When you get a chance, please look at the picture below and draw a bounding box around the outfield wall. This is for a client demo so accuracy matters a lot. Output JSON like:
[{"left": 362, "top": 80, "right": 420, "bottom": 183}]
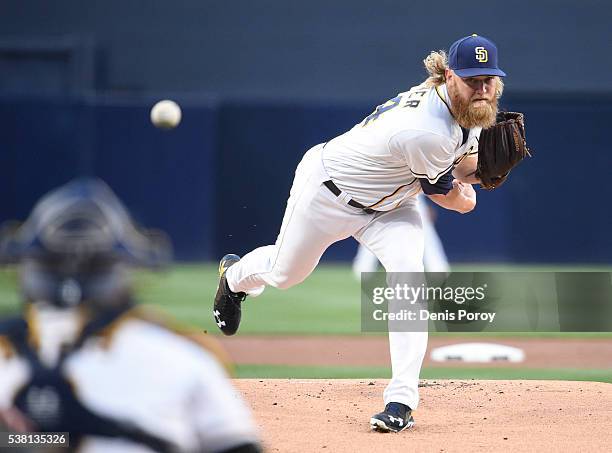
[{"left": 1, "top": 95, "right": 610, "bottom": 263}]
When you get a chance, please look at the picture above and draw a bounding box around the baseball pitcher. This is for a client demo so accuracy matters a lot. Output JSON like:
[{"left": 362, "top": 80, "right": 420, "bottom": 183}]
[{"left": 213, "top": 34, "right": 529, "bottom": 432}]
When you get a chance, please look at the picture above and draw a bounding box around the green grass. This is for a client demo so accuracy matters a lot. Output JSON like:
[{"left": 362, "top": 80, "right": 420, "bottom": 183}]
[
  {"left": 0, "top": 263, "right": 364, "bottom": 334},
  {"left": 430, "top": 331, "right": 612, "bottom": 338},
  {"left": 2, "top": 263, "right": 611, "bottom": 336},
  {"left": 236, "top": 364, "right": 392, "bottom": 379},
  {"left": 0, "top": 268, "right": 19, "bottom": 313},
  {"left": 235, "top": 364, "right": 612, "bottom": 383},
  {"left": 420, "top": 367, "right": 612, "bottom": 383},
  {"left": 451, "top": 264, "right": 612, "bottom": 272},
  {"left": 134, "top": 263, "right": 364, "bottom": 334}
]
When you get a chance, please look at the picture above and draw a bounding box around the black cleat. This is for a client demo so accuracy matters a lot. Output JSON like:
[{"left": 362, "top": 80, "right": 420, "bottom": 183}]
[
  {"left": 213, "top": 254, "right": 247, "bottom": 336},
  {"left": 370, "top": 402, "right": 415, "bottom": 433}
]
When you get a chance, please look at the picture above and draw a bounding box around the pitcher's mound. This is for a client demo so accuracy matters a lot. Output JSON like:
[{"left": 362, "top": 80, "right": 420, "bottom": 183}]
[{"left": 234, "top": 379, "right": 612, "bottom": 453}]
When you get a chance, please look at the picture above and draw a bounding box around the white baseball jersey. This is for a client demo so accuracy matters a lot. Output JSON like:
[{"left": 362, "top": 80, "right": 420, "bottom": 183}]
[
  {"left": 224, "top": 83, "right": 482, "bottom": 414},
  {"left": 0, "top": 305, "right": 259, "bottom": 453},
  {"left": 322, "top": 83, "right": 480, "bottom": 211}
]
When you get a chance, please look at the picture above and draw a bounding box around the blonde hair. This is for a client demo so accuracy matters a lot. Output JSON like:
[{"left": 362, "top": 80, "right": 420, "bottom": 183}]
[
  {"left": 423, "top": 50, "right": 449, "bottom": 88},
  {"left": 422, "top": 50, "right": 504, "bottom": 98}
]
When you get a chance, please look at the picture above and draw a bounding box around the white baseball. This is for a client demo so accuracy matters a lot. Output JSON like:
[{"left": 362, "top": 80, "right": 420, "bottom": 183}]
[{"left": 150, "top": 100, "right": 182, "bottom": 129}]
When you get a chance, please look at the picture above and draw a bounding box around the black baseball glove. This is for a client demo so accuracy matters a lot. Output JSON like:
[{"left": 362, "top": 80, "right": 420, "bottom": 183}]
[{"left": 476, "top": 111, "right": 531, "bottom": 189}]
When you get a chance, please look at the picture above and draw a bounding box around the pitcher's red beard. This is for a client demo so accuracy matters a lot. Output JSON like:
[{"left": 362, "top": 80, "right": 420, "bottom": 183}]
[{"left": 450, "top": 92, "right": 498, "bottom": 129}]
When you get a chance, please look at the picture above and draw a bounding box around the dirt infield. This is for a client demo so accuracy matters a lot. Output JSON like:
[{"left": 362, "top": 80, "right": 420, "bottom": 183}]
[
  {"left": 219, "top": 336, "right": 612, "bottom": 368},
  {"left": 235, "top": 379, "right": 612, "bottom": 452}
]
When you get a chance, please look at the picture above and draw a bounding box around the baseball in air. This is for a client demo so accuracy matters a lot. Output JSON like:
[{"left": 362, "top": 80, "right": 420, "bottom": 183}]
[{"left": 150, "top": 100, "right": 182, "bottom": 129}]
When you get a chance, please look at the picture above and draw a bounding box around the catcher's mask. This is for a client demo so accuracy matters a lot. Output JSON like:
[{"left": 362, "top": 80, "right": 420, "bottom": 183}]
[{"left": 0, "top": 178, "right": 172, "bottom": 308}]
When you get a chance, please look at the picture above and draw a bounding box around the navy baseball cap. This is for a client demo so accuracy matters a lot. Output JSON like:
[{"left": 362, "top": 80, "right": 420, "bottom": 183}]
[{"left": 448, "top": 34, "right": 506, "bottom": 77}]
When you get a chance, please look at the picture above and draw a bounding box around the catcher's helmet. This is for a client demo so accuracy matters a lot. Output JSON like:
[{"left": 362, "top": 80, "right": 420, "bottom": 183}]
[{"left": 0, "top": 178, "right": 172, "bottom": 308}]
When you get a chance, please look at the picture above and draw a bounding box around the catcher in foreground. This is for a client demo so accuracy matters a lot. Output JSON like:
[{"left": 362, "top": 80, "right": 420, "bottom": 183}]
[
  {"left": 212, "top": 34, "right": 531, "bottom": 433},
  {"left": 0, "top": 179, "right": 262, "bottom": 452}
]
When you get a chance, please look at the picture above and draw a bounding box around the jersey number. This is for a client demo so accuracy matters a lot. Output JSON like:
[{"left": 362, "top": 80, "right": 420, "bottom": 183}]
[
  {"left": 363, "top": 96, "right": 402, "bottom": 126},
  {"left": 362, "top": 90, "right": 426, "bottom": 126}
]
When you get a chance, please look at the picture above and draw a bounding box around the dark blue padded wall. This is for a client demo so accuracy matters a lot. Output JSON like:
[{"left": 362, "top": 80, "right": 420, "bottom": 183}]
[
  {"left": 93, "top": 99, "right": 218, "bottom": 260},
  {"left": 215, "top": 103, "right": 369, "bottom": 260},
  {"left": 1, "top": 96, "right": 610, "bottom": 262},
  {"left": 431, "top": 95, "right": 612, "bottom": 263},
  {"left": 0, "top": 97, "right": 218, "bottom": 260},
  {"left": 505, "top": 96, "right": 612, "bottom": 263},
  {"left": 0, "top": 98, "right": 84, "bottom": 219},
  {"left": 215, "top": 97, "right": 612, "bottom": 263}
]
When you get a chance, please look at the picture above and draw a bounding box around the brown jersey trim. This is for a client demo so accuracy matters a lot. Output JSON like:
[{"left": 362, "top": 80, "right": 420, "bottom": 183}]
[
  {"left": 366, "top": 177, "right": 419, "bottom": 209},
  {"left": 435, "top": 85, "right": 453, "bottom": 117},
  {"left": 0, "top": 335, "right": 15, "bottom": 359}
]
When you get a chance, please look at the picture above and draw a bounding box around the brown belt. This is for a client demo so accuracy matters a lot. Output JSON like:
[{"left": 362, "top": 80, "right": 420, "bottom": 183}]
[{"left": 323, "top": 180, "right": 376, "bottom": 214}]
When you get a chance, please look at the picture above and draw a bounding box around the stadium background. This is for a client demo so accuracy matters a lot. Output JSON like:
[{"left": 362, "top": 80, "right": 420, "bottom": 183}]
[
  {"left": 1, "top": 0, "right": 611, "bottom": 389},
  {"left": 1, "top": 0, "right": 611, "bottom": 263}
]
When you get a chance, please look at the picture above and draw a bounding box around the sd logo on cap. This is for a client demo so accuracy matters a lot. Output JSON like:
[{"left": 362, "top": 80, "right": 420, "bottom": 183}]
[{"left": 449, "top": 34, "right": 506, "bottom": 77}]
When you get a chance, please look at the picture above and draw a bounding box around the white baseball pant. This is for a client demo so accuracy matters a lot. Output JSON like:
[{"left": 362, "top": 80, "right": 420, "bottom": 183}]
[
  {"left": 226, "top": 143, "right": 428, "bottom": 409},
  {"left": 352, "top": 195, "right": 450, "bottom": 275}
]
